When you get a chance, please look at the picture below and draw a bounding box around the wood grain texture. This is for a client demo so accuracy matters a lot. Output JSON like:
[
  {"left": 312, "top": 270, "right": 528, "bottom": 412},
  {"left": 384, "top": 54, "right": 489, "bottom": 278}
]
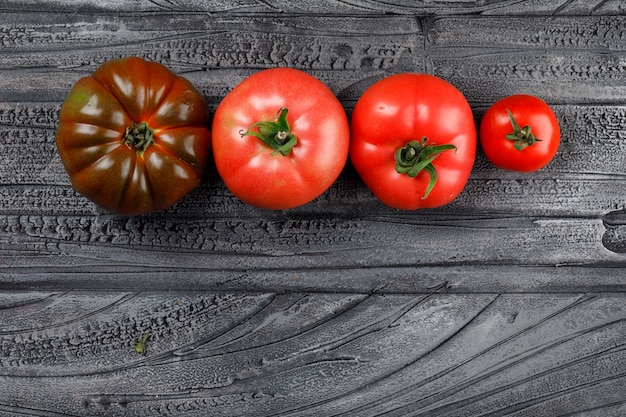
[
  {"left": 1, "top": 0, "right": 625, "bottom": 15},
  {"left": 0, "top": 1, "right": 625, "bottom": 416},
  {"left": 1, "top": 291, "right": 625, "bottom": 416}
]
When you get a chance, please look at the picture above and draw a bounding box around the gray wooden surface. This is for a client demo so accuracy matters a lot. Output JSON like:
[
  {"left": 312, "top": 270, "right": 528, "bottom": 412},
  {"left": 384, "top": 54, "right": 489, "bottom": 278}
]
[{"left": 1, "top": 1, "right": 625, "bottom": 416}]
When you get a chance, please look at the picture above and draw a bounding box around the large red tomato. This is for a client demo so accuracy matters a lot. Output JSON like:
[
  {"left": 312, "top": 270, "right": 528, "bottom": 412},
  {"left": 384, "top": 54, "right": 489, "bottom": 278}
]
[
  {"left": 56, "top": 57, "right": 211, "bottom": 216},
  {"left": 212, "top": 68, "right": 350, "bottom": 210},
  {"left": 350, "top": 73, "right": 476, "bottom": 210},
  {"left": 479, "top": 94, "right": 560, "bottom": 172}
]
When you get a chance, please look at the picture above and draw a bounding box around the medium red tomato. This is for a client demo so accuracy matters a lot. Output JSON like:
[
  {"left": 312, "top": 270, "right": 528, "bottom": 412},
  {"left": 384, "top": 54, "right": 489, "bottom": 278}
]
[
  {"left": 479, "top": 94, "right": 560, "bottom": 172},
  {"left": 56, "top": 57, "right": 212, "bottom": 216},
  {"left": 350, "top": 73, "right": 476, "bottom": 210},
  {"left": 212, "top": 68, "right": 350, "bottom": 210}
]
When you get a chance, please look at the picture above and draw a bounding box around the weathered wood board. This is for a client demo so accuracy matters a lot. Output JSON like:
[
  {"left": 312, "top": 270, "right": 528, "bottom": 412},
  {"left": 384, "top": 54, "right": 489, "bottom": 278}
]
[{"left": 0, "top": 1, "right": 625, "bottom": 416}]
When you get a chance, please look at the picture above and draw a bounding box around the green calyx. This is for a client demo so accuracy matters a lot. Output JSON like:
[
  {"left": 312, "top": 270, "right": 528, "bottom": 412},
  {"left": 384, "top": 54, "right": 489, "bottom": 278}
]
[
  {"left": 123, "top": 121, "right": 154, "bottom": 154},
  {"left": 240, "top": 107, "right": 297, "bottom": 156},
  {"left": 394, "top": 138, "right": 456, "bottom": 199},
  {"left": 506, "top": 109, "right": 542, "bottom": 151}
]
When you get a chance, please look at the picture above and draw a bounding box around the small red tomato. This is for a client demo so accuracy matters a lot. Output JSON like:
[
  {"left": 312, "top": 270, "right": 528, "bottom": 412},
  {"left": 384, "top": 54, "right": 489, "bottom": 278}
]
[
  {"left": 350, "top": 73, "right": 476, "bottom": 210},
  {"left": 212, "top": 68, "right": 350, "bottom": 210},
  {"left": 479, "top": 94, "right": 560, "bottom": 172}
]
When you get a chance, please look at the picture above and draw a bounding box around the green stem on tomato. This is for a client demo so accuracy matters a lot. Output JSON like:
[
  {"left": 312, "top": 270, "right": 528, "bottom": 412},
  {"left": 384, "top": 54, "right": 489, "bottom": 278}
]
[
  {"left": 239, "top": 107, "right": 297, "bottom": 156},
  {"left": 505, "top": 109, "right": 542, "bottom": 151},
  {"left": 394, "top": 138, "right": 456, "bottom": 199},
  {"left": 123, "top": 121, "right": 154, "bottom": 154}
]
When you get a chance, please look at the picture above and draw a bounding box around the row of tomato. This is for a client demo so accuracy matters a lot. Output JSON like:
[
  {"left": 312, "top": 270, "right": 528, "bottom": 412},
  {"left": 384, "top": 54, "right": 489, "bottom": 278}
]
[{"left": 55, "top": 57, "right": 560, "bottom": 216}]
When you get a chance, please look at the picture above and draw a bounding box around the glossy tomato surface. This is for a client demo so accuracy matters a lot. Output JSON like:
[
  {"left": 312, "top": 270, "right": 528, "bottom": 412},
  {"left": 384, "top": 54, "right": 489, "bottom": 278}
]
[
  {"left": 56, "top": 57, "right": 212, "bottom": 216},
  {"left": 212, "top": 68, "right": 350, "bottom": 210},
  {"left": 350, "top": 73, "right": 476, "bottom": 210},
  {"left": 479, "top": 94, "right": 560, "bottom": 172}
]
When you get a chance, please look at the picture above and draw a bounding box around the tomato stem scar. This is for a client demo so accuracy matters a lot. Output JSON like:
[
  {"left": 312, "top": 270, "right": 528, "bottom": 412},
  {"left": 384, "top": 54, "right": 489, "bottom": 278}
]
[
  {"left": 123, "top": 121, "right": 154, "bottom": 154},
  {"left": 505, "top": 109, "right": 542, "bottom": 151},
  {"left": 394, "top": 138, "right": 456, "bottom": 199},
  {"left": 239, "top": 107, "right": 297, "bottom": 156}
]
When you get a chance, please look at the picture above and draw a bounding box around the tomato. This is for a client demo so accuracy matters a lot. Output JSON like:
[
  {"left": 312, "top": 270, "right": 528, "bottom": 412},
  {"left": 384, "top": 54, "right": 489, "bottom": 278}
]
[
  {"left": 479, "top": 94, "right": 560, "bottom": 172},
  {"left": 212, "top": 68, "right": 350, "bottom": 210},
  {"left": 56, "top": 57, "right": 211, "bottom": 216},
  {"left": 349, "top": 73, "right": 476, "bottom": 210}
]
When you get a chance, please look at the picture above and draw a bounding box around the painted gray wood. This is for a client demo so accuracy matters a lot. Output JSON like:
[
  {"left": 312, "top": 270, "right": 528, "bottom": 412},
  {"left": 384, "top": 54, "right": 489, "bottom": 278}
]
[{"left": 0, "top": 2, "right": 625, "bottom": 416}]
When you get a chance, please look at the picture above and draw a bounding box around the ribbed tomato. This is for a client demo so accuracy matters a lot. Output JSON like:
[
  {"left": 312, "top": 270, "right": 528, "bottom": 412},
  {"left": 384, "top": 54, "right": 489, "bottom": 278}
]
[{"left": 56, "top": 57, "right": 211, "bottom": 216}]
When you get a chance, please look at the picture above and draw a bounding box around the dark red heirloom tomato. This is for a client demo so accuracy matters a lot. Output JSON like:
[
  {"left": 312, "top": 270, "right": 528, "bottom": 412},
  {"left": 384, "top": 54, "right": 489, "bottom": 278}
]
[
  {"left": 211, "top": 68, "right": 350, "bottom": 210},
  {"left": 350, "top": 73, "right": 476, "bottom": 210},
  {"left": 479, "top": 94, "right": 560, "bottom": 172},
  {"left": 56, "top": 57, "right": 211, "bottom": 216}
]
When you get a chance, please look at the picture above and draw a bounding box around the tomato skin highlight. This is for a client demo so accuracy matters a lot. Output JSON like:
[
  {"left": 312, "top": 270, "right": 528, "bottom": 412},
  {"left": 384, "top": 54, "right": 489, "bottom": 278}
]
[
  {"left": 349, "top": 73, "right": 477, "bottom": 210},
  {"left": 55, "top": 57, "right": 212, "bottom": 216},
  {"left": 211, "top": 68, "right": 350, "bottom": 210},
  {"left": 479, "top": 94, "right": 560, "bottom": 172}
]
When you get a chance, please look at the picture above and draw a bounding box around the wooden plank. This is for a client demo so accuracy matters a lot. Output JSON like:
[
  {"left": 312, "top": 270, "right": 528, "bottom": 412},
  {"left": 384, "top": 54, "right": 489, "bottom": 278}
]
[
  {"left": 426, "top": 16, "right": 626, "bottom": 105},
  {"left": 0, "top": 214, "right": 620, "bottom": 266},
  {"left": 2, "top": 265, "right": 626, "bottom": 293},
  {"left": 1, "top": 0, "right": 624, "bottom": 15},
  {"left": 0, "top": 212, "right": 624, "bottom": 292},
  {"left": 0, "top": 12, "right": 423, "bottom": 103},
  {"left": 0, "top": 291, "right": 624, "bottom": 416}
]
